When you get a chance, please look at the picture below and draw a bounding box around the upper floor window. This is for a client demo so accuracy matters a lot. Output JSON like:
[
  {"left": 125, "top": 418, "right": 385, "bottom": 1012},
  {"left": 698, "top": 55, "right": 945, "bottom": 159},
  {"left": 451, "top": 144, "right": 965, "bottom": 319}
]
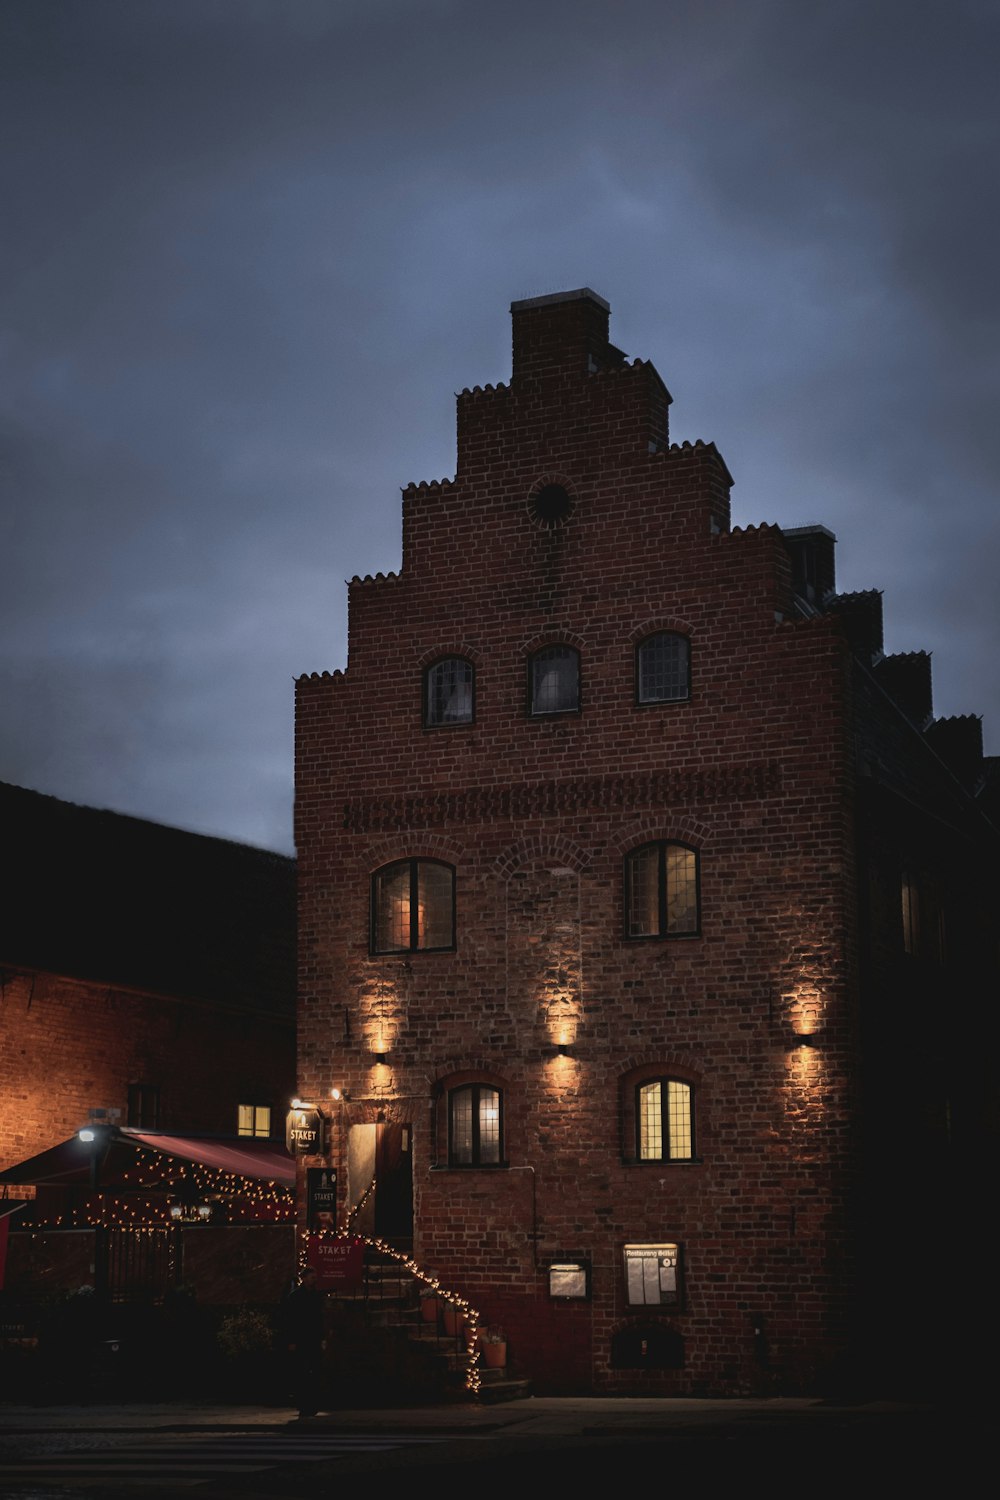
[
  {"left": 425, "top": 657, "right": 474, "bottom": 726},
  {"left": 449, "top": 1083, "right": 503, "bottom": 1166},
  {"left": 238, "top": 1104, "right": 271, "bottom": 1138},
  {"left": 636, "top": 632, "right": 690, "bottom": 703},
  {"left": 127, "top": 1081, "right": 160, "bottom": 1129},
  {"left": 636, "top": 1078, "right": 693, "bottom": 1161},
  {"left": 371, "top": 859, "right": 455, "bottom": 953},
  {"left": 625, "top": 842, "right": 699, "bottom": 939},
  {"left": 901, "top": 872, "right": 945, "bottom": 962},
  {"left": 529, "top": 645, "right": 580, "bottom": 715}
]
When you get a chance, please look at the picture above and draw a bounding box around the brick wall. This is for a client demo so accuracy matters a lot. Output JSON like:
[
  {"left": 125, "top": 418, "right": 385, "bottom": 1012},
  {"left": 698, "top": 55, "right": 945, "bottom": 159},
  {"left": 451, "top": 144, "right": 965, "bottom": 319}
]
[{"left": 296, "top": 290, "right": 865, "bottom": 1394}]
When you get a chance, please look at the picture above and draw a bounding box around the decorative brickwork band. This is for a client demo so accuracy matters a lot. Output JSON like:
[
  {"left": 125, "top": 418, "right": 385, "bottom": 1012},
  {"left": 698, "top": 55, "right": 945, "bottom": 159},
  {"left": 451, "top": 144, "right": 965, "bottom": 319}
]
[{"left": 343, "top": 762, "right": 779, "bottom": 833}]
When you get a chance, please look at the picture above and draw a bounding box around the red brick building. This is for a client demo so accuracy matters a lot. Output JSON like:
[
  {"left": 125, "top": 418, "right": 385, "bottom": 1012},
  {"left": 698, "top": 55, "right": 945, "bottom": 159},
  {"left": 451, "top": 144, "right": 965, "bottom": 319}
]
[
  {"left": 1, "top": 781, "right": 296, "bottom": 1169},
  {"left": 295, "top": 289, "right": 997, "bottom": 1394}
]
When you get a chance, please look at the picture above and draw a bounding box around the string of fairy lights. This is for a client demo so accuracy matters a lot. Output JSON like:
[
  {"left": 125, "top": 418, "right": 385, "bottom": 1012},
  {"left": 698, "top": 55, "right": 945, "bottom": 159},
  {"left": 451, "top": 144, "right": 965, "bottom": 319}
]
[
  {"left": 14, "top": 1142, "right": 294, "bottom": 1231},
  {"left": 298, "top": 1188, "right": 485, "bottom": 1395},
  {"left": 12, "top": 1139, "right": 485, "bottom": 1395}
]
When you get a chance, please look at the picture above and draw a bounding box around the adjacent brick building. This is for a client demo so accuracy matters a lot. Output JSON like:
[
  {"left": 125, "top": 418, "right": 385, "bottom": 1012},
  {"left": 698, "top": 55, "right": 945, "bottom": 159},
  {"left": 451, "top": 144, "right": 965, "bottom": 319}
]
[
  {"left": 295, "top": 289, "right": 997, "bottom": 1394},
  {"left": 0, "top": 781, "right": 296, "bottom": 1169}
]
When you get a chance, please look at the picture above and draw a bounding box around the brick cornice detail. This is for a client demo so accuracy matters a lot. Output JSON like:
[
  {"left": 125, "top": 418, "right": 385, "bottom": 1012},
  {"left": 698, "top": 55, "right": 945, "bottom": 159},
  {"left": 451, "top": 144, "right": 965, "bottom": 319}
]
[{"left": 344, "top": 763, "right": 779, "bottom": 834}]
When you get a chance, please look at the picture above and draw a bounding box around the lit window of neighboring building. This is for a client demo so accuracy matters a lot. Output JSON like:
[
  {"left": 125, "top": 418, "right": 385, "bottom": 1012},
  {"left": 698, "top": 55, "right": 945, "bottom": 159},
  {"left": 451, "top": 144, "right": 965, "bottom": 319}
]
[
  {"left": 637, "top": 1079, "right": 693, "bottom": 1161},
  {"left": 371, "top": 859, "right": 455, "bottom": 953},
  {"left": 449, "top": 1084, "right": 503, "bottom": 1166},
  {"left": 238, "top": 1104, "right": 271, "bottom": 1138},
  {"left": 636, "top": 632, "right": 690, "bottom": 703},
  {"left": 528, "top": 646, "right": 580, "bottom": 715},
  {"left": 425, "top": 657, "right": 474, "bottom": 726},
  {"left": 625, "top": 842, "right": 699, "bottom": 938},
  {"left": 127, "top": 1082, "right": 160, "bottom": 1129}
]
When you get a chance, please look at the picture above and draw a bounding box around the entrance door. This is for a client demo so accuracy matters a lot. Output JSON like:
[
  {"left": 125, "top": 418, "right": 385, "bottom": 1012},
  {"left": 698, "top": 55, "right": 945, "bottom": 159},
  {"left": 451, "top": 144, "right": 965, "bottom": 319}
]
[{"left": 347, "top": 1123, "right": 413, "bottom": 1249}]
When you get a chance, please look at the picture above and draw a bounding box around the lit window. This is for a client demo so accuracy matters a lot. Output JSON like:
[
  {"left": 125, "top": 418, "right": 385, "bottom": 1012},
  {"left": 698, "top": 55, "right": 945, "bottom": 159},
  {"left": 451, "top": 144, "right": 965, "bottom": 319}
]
[
  {"left": 127, "top": 1082, "right": 160, "bottom": 1129},
  {"left": 529, "top": 646, "right": 580, "bottom": 715},
  {"left": 425, "top": 657, "right": 474, "bottom": 726},
  {"left": 449, "top": 1084, "right": 503, "bottom": 1166},
  {"left": 637, "top": 632, "right": 690, "bottom": 703},
  {"left": 238, "top": 1104, "right": 271, "bottom": 1138},
  {"left": 371, "top": 859, "right": 455, "bottom": 953},
  {"left": 637, "top": 1079, "right": 693, "bottom": 1161},
  {"left": 625, "top": 842, "right": 699, "bottom": 938}
]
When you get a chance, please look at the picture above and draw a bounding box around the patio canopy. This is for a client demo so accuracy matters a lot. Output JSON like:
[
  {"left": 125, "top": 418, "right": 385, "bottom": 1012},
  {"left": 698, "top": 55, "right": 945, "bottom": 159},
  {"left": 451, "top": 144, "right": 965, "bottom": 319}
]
[{"left": 0, "top": 1127, "right": 295, "bottom": 1191}]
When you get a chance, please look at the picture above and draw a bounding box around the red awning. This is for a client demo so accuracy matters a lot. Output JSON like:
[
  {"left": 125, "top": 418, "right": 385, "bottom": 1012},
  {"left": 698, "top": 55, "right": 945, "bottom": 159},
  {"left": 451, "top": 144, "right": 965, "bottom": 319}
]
[
  {"left": 0, "top": 1129, "right": 295, "bottom": 1189},
  {"left": 123, "top": 1130, "right": 295, "bottom": 1186}
]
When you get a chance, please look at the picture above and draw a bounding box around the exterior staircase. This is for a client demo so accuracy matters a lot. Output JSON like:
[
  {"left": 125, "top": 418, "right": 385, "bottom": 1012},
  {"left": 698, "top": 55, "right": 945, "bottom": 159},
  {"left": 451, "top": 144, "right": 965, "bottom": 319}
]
[{"left": 321, "top": 1244, "right": 531, "bottom": 1407}]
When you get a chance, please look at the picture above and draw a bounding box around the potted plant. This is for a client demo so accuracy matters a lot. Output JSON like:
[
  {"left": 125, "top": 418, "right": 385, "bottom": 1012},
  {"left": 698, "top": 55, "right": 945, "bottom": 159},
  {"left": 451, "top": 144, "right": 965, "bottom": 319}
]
[
  {"left": 441, "top": 1299, "right": 467, "bottom": 1337},
  {"left": 419, "top": 1286, "right": 440, "bottom": 1324},
  {"left": 478, "top": 1325, "right": 507, "bottom": 1369}
]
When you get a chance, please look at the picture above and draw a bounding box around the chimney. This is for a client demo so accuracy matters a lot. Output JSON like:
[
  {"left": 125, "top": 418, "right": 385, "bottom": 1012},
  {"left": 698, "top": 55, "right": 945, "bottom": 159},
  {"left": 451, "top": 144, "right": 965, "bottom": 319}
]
[{"left": 511, "top": 288, "right": 621, "bottom": 382}]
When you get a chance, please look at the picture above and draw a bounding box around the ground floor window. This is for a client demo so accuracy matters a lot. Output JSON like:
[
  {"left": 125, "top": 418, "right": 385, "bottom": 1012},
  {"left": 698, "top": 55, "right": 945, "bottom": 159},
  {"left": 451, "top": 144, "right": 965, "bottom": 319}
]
[{"left": 449, "top": 1084, "right": 502, "bottom": 1165}]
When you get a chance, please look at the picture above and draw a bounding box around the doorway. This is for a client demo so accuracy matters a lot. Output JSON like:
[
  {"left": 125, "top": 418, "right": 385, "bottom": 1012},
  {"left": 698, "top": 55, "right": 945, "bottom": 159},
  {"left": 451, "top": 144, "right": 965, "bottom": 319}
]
[{"left": 347, "top": 1123, "right": 413, "bottom": 1249}]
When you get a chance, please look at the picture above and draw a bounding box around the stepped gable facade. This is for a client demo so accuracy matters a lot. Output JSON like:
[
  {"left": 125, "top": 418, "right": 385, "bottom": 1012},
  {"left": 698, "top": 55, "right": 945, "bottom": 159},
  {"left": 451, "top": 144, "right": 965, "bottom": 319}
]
[{"left": 295, "top": 288, "right": 997, "bottom": 1394}]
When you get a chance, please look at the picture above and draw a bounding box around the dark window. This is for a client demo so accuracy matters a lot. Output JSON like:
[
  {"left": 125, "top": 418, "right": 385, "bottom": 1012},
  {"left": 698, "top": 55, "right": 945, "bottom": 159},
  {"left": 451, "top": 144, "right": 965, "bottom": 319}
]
[
  {"left": 237, "top": 1104, "right": 271, "bottom": 1138},
  {"left": 371, "top": 859, "right": 455, "bottom": 953},
  {"left": 625, "top": 842, "right": 699, "bottom": 938},
  {"left": 127, "top": 1082, "right": 160, "bottom": 1129},
  {"left": 425, "top": 657, "right": 474, "bottom": 726},
  {"left": 529, "top": 646, "right": 579, "bottom": 715},
  {"left": 901, "top": 872, "right": 945, "bottom": 962},
  {"left": 637, "top": 632, "right": 690, "bottom": 703},
  {"left": 636, "top": 1078, "right": 693, "bottom": 1161},
  {"left": 449, "top": 1084, "right": 503, "bottom": 1165},
  {"left": 528, "top": 484, "right": 574, "bottom": 528}
]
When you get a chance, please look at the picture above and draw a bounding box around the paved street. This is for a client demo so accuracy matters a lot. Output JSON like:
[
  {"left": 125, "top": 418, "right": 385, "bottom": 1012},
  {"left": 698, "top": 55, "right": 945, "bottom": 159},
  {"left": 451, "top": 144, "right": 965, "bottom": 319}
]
[{"left": 0, "top": 1395, "right": 984, "bottom": 1495}]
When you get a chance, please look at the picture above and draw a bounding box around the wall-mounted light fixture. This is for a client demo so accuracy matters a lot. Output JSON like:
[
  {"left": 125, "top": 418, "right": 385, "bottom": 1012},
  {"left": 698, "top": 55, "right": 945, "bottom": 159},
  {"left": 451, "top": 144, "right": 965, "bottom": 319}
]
[{"left": 373, "top": 1052, "right": 388, "bottom": 1065}]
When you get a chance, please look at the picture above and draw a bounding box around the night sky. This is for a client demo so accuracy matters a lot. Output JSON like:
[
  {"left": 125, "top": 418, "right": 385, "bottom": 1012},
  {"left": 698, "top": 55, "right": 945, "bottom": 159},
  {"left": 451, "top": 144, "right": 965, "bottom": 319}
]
[{"left": 3, "top": 0, "right": 997, "bottom": 855}]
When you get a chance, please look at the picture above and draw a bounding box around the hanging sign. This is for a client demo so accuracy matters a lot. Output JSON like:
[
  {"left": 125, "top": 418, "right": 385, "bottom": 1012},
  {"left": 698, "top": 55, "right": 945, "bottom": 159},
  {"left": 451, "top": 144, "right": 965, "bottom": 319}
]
[{"left": 285, "top": 1107, "right": 324, "bottom": 1155}]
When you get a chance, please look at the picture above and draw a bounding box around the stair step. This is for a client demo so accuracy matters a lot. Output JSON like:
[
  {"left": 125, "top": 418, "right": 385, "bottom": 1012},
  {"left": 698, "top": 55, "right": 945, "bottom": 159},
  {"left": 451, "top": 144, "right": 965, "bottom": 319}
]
[{"left": 478, "top": 1378, "right": 532, "bottom": 1405}]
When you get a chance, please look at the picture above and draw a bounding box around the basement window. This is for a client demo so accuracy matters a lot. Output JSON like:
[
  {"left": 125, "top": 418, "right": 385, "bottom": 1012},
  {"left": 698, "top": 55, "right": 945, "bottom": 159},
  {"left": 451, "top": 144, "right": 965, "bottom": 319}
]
[
  {"left": 625, "top": 842, "right": 700, "bottom": 939},
  {"left": 371, "top": 859, "right": 455, "bottom": 953},
  {"left": 449, "top": 1084, "right": 503, "bottom": 1166}
]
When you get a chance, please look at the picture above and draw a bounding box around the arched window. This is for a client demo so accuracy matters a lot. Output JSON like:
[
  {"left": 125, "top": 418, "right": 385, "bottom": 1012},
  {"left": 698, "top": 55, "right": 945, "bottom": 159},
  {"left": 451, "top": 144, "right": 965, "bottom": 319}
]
[
  {"left": 425, "top": 657, "right": 474, "bottom": 726},
  {"left": 371, "top": 859, "right": 455, "bottom": 953},
  {"left": 636, "top": 632, "right": 690, "bottom": 704},
  {"left": 449, "top": 1083, "right": 503, "bottom": 1166},
  {"left": 624, "top": 842, "right": 699, "bottom": 938},
  {"left": 635, "top": 1078, "right": 693, "bottom": 1161},
  {"left": 528, "top": 645, "right": 580, "bottom": 715}
]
